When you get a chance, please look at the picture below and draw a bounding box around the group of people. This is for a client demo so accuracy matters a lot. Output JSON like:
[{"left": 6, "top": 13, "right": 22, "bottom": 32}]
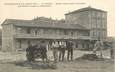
[
  {"left": 52, "top": 40, "right": 74, "bottom": 62},
  {"left": 26, "top": 40, "right": 114, "bottom": 62},
  {"left": 26, "top": 40, "right": 74, "bottom": 62}
]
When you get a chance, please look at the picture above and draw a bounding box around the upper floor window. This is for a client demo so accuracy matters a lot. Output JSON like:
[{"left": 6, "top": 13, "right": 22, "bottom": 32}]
[
  {"left": 28, "top": 40, "right": 31, "bottom": 46},
  {"left": 87, "top": 32, "right": 90, "bottom": 36},
  {"left": 18, "top": 40, "right": 21, "bottom": 49},
  {"left": 35, "top": 29, "right": 38, "bottom": 35},
  {"left": 102, "top": 13, "right": 107, "bottom": 18},
  {"left": 92, "top": 11, "right": 97, "bottom": 17},
  {"left": 71, "top": 32, "right": 74, "bottom": 36},
  {"left": 17, "top": 27, "right": 22, "bottom": 31},
  {"left": 26, "top": 28, "right": 31, "bottom": 34},
  {"left": 97, "top": 12, "right": 101, "bottom": 17},
  {"left": 92, "top": 31, "right": 95, "bottom": 36},
  {"left": 43, "top": 29, "right": 48, "bottom": 34},
  {"left": 64, "top": 30, "right": 67, "bottom": 35}
]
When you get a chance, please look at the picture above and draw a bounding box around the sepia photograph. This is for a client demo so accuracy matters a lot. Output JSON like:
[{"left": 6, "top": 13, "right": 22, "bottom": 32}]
[{"left": 0, "top": 0, "right": 115, "bottom": 72}]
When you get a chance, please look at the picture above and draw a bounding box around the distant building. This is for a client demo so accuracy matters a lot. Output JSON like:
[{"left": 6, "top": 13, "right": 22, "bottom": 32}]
[
  {"left": 65, "top": 6, "right": 107, "bottom": 39},
  {"left": 1, "top": 7, "right": 108, "bottom": 52}
]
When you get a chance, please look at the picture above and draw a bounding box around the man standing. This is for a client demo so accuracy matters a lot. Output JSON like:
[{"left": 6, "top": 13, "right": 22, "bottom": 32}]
[
  {"left": 59, "top": 41, "right": 66, "bottom": 61},
  {"left": 93, "top": 40, "right": 103, "bottom": 58},
  {"left": 52, "top": 40, "right": 59, "bottom": 63},
  {"left": 66, "top": 41, "right": 74, "bottom": 61}
]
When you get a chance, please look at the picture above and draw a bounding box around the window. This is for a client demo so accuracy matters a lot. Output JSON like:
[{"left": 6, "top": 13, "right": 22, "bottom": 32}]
[
  {"left": 102, "top": 13, "right": 107, "bottom": 18},
  {"left": 97, "top": 12, "right": 101, "bottom": 17},
  {"left": 71, "top": 32, "right": 74, "bottom": 36},
  {"left": 92, "top": 11, "right": 97, "bottom": 17},
  {"left": 64, "top": 30, "right": 67, "bottom": 35},
  {"left": 102, "top": 13, "right": 105, "bottom": 18},
  {"left": 17, "top": 27, "right": 22, "bottom": 33},
  {"left": 18, "top": 40, "right": 21, "bottom": 49},
  {"left": 43, "top": 29, "right": 48, "bottom": 34},
  {"left": 82, "top": 43, "right": 85, "bottom": 48},
  {"left": 35, "top": 30, "right": 37, "bottom": 35},
  {"left": 27, "top": 28, "right": 31, "bottom": 34},
  {"left": 17, "top": 27, "right": 22, "bottom": 31},
  {"left": 92, "top": 31, "right": 96, "bottom": 37},
  {"left": 76, "top": 43, "right": 78, "bottom": 48},
  {"left": 28, "top": 40, "right": 31, "bottom": 46},
  {"left": 87, "top": 32, "right": 90, "bottom": 36}
]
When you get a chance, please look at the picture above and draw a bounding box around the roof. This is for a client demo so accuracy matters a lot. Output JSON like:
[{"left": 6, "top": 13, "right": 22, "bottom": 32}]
[
  {"left": 1, "top": 19, "right": 31, "bottom": 25},
  {"left": 2, "top": 19, "right": 89, "bottom": 30},
  {"left": 65, "top": 7, "right": 107, "bottom": 15}
]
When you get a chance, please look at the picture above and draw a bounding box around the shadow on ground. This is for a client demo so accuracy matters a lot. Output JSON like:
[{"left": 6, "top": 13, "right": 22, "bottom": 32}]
[
  {"left": 7, "top": 60, "right": 57, "bottom": 70},
  {"left": 74, "top": 54, "right": 114, "bottom": 62}
]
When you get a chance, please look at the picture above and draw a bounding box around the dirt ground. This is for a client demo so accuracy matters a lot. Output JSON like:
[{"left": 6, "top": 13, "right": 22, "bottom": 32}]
[{"left": 0, "top": 50, "right": 114, "bottom": 72}]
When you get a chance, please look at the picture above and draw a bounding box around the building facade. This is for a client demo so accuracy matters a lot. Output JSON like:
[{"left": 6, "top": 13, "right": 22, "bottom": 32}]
[
  {"left": 1, "top": 7, "right": 107, "bottom": 52},
  {"left": 65, "top": 7, "right": 107, "bottom": 39}
]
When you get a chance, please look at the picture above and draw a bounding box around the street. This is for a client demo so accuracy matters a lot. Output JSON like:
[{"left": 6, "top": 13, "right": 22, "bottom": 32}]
[{"left": 0, "top": 49, "right": 114, "bottom": 72}]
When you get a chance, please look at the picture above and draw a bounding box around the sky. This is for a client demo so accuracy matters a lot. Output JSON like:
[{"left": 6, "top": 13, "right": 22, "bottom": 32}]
[{"left": 0, "top": 0, "right": 115, "bottom": 37}]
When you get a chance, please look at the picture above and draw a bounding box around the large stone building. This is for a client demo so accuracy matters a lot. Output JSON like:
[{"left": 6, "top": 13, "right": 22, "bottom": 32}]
[
  {"left": 65, "top": 6, "right": 107, "bottom": 39},
  {"left": 1, "top": 7, "right": 107, "bottom": 52}
]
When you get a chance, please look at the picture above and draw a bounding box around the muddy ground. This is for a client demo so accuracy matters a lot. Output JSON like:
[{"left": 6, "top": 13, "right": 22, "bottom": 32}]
[{"left": 0, "top": 50, "right": 114, "bottom": 72}]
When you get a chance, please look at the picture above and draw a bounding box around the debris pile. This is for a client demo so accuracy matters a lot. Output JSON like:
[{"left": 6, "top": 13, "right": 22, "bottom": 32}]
[
  {"left": 14, "top": 61, "right": 57, "bottom": 69},
  {"left": 75, "top": 54, "right": 100, "bottom": 61}
]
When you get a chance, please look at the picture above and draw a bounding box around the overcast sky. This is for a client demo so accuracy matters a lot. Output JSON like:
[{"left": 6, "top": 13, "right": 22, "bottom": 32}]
[{"left": 0, "top": 0, "right": 115, "bottom": 37}]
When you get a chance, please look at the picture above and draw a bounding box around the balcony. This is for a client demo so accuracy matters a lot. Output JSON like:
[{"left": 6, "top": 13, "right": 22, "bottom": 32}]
[{"left": 14, "top": 34, "right": 91, "bottom": 40}]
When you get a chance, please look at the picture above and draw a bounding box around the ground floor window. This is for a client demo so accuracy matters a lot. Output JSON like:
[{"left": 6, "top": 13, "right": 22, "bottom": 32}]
[
  {"left": 76, "top": 43, "right": 78, "bottom": 48},
  {"left": 28, "top": 40, "right": 31, "bottom": 46},
  {"left": 82, "top": 43, "right": 85, "bottom": 48},
  {"left": 19, "top": 40, "right": 21, "bottom": 49}
]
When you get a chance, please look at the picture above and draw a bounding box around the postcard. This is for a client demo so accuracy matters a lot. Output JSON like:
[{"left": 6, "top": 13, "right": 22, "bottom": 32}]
[{"left": 0, "top": 0, "right": 114, "bottom": 72}]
